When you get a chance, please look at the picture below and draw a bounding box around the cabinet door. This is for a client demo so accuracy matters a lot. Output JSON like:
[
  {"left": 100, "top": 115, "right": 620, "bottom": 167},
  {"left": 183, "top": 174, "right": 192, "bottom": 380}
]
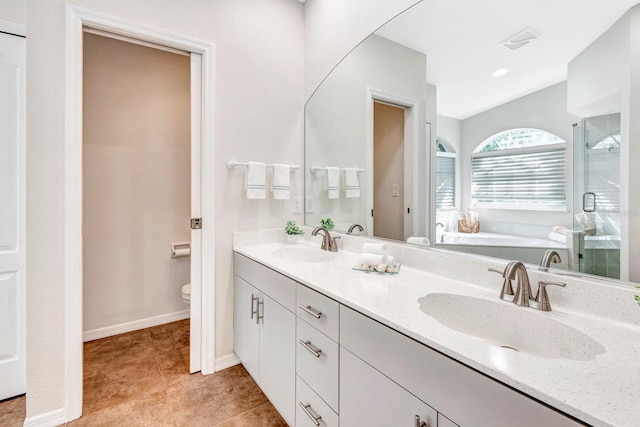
[
  {"left": 260, "top": 294, "right": 296, "bottom": 426},
  {"left": 233, "top": 276, "right": 260, "bottom": 379},
  {"left": 340, "top": 348, "right": 437, "bottom": 427}
]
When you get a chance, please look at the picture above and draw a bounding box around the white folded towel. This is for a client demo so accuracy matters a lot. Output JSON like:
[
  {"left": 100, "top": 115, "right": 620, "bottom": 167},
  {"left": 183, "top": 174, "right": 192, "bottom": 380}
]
[
  {"left": 271, "top": 163, "right": 290, "bottom": 200},
  {"left": 361, "top": 243, "right": 388, "bottom": 254},
  {"left": 552, "top": 226, "right": 567, "bottom": 235},
  {"left": 407, "top": 236, "right": 430, "bottom": 246},
  {"left": 246, "top": 162, "right": 266, "bottom": 199},
  {"left": 344, "top": 168, "right": 360, "bottom": 198},
  {"left": 356, "top": 253, "right": 389, "bottom": 268},
  {"left": 326, "top": 167, "right": 340, "bottom": 199},
  {"left": 548, "top": 232, "right": 566, "bottom": 244}
]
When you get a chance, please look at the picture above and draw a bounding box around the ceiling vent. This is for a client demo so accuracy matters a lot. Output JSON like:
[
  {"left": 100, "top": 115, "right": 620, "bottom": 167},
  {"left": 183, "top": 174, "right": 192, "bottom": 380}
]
[{"left": 501, "top": 27, "right": 541, "bottom": 51}]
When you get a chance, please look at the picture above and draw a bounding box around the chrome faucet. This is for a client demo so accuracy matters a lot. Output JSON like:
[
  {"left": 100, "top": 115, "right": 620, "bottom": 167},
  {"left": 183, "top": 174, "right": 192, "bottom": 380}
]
[
  {"left": 311, "top": 226, "right": 340, "bottom": 252},
  {"left": 540, "top": 249, "right": 561, "bottom": 269},
  {"left": 435, "top": 222, "right": 445, "bottom": 243},
  {"left": 490, "top": 260, "right": 566, "bottom": 311},
  {"left": 347, "top": 223, "right": 364, "bottom": 235}
]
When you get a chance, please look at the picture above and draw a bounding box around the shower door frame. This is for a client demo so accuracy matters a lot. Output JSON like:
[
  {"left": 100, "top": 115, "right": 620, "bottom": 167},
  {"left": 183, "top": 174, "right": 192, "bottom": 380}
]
[{"left": 64, "top": 6, "right": 216, "bottom": 422}]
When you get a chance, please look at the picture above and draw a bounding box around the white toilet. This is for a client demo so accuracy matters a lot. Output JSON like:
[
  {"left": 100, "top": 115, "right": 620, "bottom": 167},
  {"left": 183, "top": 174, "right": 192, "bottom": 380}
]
[{"left": 181, "top": 283, "right": 191, "bottom": 304}]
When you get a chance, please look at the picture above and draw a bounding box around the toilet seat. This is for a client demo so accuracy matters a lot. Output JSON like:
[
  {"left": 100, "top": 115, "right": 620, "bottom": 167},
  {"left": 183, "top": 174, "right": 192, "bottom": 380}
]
[{"left": 181, "top": 283, "right": 191, "bottom": 304}]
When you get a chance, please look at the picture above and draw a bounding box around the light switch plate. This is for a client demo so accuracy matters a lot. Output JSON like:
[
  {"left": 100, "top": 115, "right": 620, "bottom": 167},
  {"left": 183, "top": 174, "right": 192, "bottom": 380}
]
[
  {"left": 292, "top": 197, "right": 303, "bottom": 214},
  {"left": 305, "top": 197, "right": 314, "bottom": 213},
  {"left": 392, "top": 184, "right": 400, "bottom": 197}
]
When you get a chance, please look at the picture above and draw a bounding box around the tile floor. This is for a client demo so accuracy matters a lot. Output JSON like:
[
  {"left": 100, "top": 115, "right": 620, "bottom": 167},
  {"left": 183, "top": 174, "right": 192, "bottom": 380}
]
[{"left": 0, "top": 320, "right": 287, "bottom": 426}]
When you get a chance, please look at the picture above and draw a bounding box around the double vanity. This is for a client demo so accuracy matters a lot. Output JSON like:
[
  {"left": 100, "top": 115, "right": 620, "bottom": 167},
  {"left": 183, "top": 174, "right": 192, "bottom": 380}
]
[{"left": 233, "top": 229, "right": 640, "bottom": 427}]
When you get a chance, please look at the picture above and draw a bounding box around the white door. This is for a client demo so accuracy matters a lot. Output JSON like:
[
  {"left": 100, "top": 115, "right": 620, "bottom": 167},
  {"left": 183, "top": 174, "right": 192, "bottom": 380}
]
[
  {"left": 0, "top": 27, "right": 26, "bottom": 400},
  {"left": 190, "top": 52, "right": 203, "bottom": 373}
]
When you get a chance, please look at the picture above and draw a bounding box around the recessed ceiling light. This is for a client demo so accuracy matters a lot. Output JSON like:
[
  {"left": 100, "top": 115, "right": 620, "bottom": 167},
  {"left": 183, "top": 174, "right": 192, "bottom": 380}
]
[{"left": 492, "top": 68, "right": 509, "bottom": 77}]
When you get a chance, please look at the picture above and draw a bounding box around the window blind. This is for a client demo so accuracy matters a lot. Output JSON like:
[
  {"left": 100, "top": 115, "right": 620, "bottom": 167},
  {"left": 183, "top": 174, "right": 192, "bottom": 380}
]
[
  {"left": 585, "top": 148, "right": 620, "bottom": 211},
  {"left": 471, "top": 144, "right": 566, "bottom": 208},
  {"left": 436, "top": 155, "right": 455, "bottom": 209}
]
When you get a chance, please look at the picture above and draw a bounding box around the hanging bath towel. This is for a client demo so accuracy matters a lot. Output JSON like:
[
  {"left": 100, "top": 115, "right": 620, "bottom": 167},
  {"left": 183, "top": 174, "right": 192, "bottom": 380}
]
[
  {"left": 271, "top": 163, "right": 291, "bottom": 200},
  {"left": 326, "top": 167, "right": 340, "bottom": 199},
  {"left": 246, "top": 162, "right": 266, "bottom": 199},
  {"left": 344, "top": 168, "right": 360, "bottom": 198}
]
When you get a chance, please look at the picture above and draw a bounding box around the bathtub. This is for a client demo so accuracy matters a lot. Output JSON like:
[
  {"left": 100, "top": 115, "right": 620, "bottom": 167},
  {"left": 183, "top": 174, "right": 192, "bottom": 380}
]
[{"left": 435, "top": 231, "right": 568, "bottom": 267}]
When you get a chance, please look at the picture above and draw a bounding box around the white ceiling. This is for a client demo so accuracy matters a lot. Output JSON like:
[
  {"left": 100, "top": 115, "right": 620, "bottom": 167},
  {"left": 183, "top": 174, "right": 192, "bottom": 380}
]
[{"left": 376, "top": 0, "right": 640, "bottom": 119}]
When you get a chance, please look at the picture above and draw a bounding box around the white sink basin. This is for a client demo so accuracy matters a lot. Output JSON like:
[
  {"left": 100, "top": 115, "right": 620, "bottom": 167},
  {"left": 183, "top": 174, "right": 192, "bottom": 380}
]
[
  {"left": 271, "top": 247, "right": 337, "bottom": 263},
  {"left": 418, "top": 293, "right": 605, "bottom": 361}
]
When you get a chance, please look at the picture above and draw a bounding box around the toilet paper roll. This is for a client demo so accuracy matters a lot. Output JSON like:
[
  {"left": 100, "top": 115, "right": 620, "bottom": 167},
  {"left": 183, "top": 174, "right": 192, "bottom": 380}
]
[{"left": 172, "top": 248, "right": 191, "bottom": 258}]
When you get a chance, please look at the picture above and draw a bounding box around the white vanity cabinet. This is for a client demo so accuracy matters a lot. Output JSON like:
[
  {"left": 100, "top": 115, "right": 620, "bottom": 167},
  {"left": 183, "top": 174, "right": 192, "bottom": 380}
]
[
  {"left": 233, "top": 251, "right": 587, "bottom": 427},
  {"left": 295, "top": 284, "right": 340, "bottom": 427},
  {"left": 340, "top": 348, "right": 437, "bottom": 427},
  {"left": 340, "top": 305, "right": 584, "bottom": 427},
  {"left": 233, "top": 254, "right": 296, "bottom": 425}
]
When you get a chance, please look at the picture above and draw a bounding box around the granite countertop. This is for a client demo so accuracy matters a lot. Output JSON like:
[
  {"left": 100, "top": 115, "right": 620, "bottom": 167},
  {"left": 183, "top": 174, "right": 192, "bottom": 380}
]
[{"left": 233, "top": 234, "right": 640, "bottom": 427}]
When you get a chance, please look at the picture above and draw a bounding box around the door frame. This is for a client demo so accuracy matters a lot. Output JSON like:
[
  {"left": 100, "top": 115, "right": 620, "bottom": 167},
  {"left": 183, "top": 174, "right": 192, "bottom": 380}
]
[
  {"left": 365, "top": 88, "right": 420, "bottom": 240},
  {"left": 64, "top": 5, "right": 216, "bottom": 421}
]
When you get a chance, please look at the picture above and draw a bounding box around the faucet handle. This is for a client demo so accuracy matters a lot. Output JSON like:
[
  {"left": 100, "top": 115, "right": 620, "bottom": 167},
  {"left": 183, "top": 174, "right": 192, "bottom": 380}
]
[
  {"left": 488, "top": 267, "right": 514, "bottom": 301},
  {"left": 330, "top": 236, "right": 341, "bottom": 252},
  {"left": 534, "top": 281, "right": 566, "bottom": 311}
]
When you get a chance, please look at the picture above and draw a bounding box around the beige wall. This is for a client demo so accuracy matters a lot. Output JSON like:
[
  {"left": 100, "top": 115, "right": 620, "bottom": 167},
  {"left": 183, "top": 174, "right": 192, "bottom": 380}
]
[
  {"left": 0, "top": 0, "right": 25, "bottom": 24},
  {"left": 82, "top": 33, "right": 190, "bottom": 333},
  {"left": 27, "top": 0, "right": 304, "bottom": 420}
]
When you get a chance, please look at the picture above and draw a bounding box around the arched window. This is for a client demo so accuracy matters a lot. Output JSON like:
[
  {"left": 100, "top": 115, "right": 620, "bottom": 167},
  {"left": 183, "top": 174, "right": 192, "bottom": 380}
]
[
  {"left": 471, "top": 128, "right": 566, "bottom": 209},
  {"left": 436, "top": 140, "right": 456, "bottom": 209}
]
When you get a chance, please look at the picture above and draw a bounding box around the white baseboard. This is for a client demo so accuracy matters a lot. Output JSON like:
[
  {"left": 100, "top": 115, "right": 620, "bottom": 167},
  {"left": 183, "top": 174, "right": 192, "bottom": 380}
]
[
  {"left": 83, "top": 310, "right": 190, "bottom": 342},
  {"left": 215, "top": 352, "right": 241, "bottom": 371},
  {"left": 23, "top": 408, "right": 66, "bottom": 427}
]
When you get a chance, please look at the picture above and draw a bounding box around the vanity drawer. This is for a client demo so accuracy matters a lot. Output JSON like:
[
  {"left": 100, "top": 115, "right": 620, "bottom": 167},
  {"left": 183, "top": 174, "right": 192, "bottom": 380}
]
[
  {"left": 340, "top": 305, "right": 583, "bottom": 427},
  {"left": 438, "top": 413, "right": 460, "bottom": 427},
  {"left": 296, "top": 284, "right": 339, "bottom": 341},
  {"left": 296, "top": 375, "right": 338, "bottom": 427},
  {"left": 234, "top": 253, "right": 296, "bottom": 311},
  {"left": 296, "top": 318, "right": 339, "bottom": 412}
]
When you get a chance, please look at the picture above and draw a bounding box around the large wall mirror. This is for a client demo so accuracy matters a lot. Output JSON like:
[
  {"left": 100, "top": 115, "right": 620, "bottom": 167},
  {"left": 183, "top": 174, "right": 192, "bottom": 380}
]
[{"left": 305, "top": 0, "right": 640, "bottom": 286}]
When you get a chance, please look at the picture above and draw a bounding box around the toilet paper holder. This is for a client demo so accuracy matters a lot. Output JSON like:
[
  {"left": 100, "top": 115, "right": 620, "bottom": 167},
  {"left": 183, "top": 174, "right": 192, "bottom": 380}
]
[{"left": 171, "top": 241, "right": 191, "bottom": 258}]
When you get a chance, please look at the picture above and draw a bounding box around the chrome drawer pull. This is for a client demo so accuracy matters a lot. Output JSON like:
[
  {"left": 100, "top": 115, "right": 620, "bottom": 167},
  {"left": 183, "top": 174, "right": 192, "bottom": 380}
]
[
  {"left": 299, "top": 340, "right": 322, "bottom": 358},
  {"left": 250, "top": 294, "right": 258, "bottom": 319},
  {"left": 299, "top": 402, "right": 322, "bottom": 426},
  {"left": 257, "top": 299, "right": 264, "bottom": 324},
  {"left": 298, "top": 304, "right": 322, "bottom": 319},
  {"left": 414, "top": 415, "right": 427, "bottom": 427}
]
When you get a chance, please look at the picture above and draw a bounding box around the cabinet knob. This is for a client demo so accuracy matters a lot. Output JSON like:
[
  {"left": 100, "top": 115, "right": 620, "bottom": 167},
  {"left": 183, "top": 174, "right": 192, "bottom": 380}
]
[{"left": 299, "top": 402, "right": 322, "bottom": 426}]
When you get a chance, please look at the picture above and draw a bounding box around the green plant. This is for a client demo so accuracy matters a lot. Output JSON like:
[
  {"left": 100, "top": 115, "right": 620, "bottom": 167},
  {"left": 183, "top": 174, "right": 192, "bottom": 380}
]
[
  {"left": 285, "top": 220, "right": 304, "bottom": 236},
  {"left": 320, "top": 218, "right": 335, "bottom": 230},
  {"left": 635, "top": 286, "right": 640, "bottom": 307}
]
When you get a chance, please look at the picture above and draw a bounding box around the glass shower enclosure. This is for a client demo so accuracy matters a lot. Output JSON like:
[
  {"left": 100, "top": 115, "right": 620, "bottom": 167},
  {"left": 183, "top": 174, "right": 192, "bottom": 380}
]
[{"left": 572, "top": 113, "right": 621, "bottom": 279}]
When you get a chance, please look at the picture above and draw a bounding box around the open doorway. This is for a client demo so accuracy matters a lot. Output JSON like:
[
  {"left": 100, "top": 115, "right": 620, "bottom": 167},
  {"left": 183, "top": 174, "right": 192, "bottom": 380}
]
[
  {"left": 373, "top": 101, "right": 405, "bottom": 240},
  {"left": 82, "top": 30, "right": 193, "bottom": 343},
  {"left": 366, "top": 90, "right": 420, "bottom": 242},
  {"left": 65, "top": 7, "right": 215, "bottom": 421}
]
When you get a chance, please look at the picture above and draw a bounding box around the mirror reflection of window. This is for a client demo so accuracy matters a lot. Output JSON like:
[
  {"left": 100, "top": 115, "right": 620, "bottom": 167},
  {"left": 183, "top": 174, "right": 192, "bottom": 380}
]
[
  {"left": 471, "top": 129, "right": 567, "bottom": 210},
  {"left": 435, "top": 140, "right": 456, "bottom": 210}
]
